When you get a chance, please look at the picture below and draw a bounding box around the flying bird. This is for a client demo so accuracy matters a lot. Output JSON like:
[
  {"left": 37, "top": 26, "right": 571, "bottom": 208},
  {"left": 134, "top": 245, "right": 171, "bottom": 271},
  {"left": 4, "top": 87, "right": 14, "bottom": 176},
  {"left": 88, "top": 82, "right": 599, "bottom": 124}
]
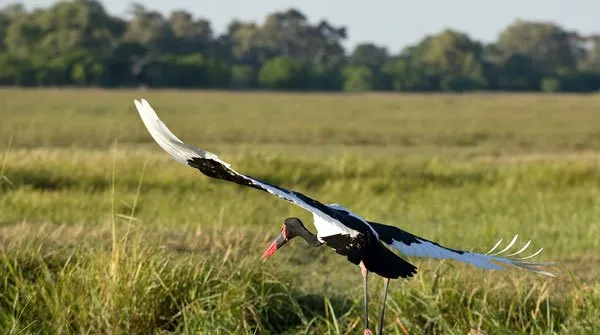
[{"left": 133, "top": 99, "right": 554, "bottom": 335}]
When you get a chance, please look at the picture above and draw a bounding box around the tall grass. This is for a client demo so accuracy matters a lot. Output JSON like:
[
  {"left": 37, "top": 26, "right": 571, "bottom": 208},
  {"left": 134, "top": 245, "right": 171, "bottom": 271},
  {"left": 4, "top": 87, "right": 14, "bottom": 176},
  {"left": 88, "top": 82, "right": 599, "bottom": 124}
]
[
  {"left": 1, "top": 89, "right": 599, "bottom": 334},
  {"left": 1, "top": 223, "right": 598, "bottom": 334}
]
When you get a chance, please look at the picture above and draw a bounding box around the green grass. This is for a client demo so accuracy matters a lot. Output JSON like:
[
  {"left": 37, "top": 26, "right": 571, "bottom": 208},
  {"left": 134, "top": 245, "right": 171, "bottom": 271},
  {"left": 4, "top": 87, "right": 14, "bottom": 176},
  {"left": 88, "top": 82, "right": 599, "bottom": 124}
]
[
  {"left": 1, "top": 88, "right": 599, "bottom": 334},
  {"left": 2, "top": 89, "right": 600, "bottom": 153}
]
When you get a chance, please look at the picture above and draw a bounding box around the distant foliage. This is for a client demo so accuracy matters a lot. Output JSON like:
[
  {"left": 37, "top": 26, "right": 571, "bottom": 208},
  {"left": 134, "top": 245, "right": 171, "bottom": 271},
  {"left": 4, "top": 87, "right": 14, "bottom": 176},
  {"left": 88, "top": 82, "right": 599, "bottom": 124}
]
[
  {"left": 258, "top": 57, "right": 303, "bottom": 90},
  {"left": 0, "top": 1, "right": 599, "bottom": 92},
  {"left": 541, "top": 77, "right": 561, "bottom": 93},
  {"left": 342, "top": 66, "right": 375, "bottom": 92}
]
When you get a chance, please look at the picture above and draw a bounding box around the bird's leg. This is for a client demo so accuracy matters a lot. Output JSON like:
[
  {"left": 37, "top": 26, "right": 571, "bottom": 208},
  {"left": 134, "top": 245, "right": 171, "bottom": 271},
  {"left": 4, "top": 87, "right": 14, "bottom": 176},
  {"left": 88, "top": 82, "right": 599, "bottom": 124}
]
[
  {"left": 359, "top": 261, "right": 373, "bottom": 335},
  {"left": 377, "top": 278, "right": 390, "bottom": 335}
]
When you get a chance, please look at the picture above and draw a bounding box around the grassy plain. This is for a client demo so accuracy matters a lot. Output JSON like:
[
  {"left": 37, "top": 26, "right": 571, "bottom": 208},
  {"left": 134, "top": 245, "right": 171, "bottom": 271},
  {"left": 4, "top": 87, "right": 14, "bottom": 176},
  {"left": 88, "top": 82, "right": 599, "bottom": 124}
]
[{"left": 1, "top": 89, "right": 599, "bottom": 334}]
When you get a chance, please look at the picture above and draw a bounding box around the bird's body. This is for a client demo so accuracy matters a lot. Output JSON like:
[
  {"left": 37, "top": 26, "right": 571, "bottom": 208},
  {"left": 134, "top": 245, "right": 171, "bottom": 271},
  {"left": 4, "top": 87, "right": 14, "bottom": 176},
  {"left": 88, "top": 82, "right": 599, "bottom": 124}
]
[
  {"left": 133, "top": 99, "right": 554, "bottom": 334},
  {"left": 314, "top": 205, "right": 418, "bottom": 280}
]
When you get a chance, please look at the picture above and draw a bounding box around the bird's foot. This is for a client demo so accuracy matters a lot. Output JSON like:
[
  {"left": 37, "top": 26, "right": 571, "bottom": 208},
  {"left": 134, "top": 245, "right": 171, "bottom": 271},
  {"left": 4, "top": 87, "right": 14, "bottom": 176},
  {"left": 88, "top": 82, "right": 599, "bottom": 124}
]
[{"left": 364, "top": 329, "right": 373, "bottom": 335}]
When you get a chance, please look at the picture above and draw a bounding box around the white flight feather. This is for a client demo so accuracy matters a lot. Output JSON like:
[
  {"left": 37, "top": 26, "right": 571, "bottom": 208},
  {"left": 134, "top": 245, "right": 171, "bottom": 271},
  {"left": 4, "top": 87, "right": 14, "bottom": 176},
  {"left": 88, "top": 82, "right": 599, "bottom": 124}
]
[
  {"left": 484, "top": 238, "right": 504, "bottom": 255},
  {"left": 389, "top": 234, "right": 555, "bottom": 277},
  {"left": 506, "top": 240, "right": 531, "bottom": 257},
  {"left": 133, "top": 99, "right": 357, "bottom": 239},
  {"left": 490, "top": 234, "right": 519, "bottom": 255}
]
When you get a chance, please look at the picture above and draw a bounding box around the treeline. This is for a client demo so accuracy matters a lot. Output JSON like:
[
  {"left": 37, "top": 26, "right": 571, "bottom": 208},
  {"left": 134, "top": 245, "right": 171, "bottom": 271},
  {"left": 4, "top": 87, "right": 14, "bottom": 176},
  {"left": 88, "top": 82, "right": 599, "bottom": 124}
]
[{"left": 0, "top": 0, "right": 599, "bottom": 92}]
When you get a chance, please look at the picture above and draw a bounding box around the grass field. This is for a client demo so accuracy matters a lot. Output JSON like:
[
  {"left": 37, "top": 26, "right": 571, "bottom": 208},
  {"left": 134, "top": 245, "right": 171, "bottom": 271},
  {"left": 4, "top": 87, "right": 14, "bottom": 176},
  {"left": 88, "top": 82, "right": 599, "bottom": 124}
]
[{"left": 1, "top": 88, "right": 599, "bottom": 334}]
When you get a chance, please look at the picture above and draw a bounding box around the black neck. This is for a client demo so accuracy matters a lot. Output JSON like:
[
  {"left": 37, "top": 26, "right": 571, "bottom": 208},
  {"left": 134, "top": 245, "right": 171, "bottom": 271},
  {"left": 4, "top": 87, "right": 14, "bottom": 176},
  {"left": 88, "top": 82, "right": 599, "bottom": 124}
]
[{"left": 297, "top": 229, "right": 323, "bottom": 247}]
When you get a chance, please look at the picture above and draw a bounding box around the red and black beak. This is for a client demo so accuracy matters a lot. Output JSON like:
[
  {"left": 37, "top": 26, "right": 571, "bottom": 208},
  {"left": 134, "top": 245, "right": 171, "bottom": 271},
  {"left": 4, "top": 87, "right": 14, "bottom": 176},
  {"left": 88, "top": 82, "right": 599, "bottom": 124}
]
[{"left": 261, "top": 228, "right": 288, "bottom": 260}]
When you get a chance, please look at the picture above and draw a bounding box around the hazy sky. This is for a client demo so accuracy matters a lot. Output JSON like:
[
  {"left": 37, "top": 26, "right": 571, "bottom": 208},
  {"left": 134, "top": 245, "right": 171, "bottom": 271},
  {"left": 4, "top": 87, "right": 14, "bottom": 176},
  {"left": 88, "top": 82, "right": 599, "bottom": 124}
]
[{"left": 3, "top": 0, "right": 599, "bottom": 52}]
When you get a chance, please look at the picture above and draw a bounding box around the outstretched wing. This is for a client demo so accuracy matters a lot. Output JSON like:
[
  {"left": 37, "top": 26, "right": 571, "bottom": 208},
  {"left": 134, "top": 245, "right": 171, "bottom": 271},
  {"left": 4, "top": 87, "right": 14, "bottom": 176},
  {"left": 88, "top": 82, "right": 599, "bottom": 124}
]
[
  {"left": 133, "top": 99, "right": 358, "bottom": 237},
  {"left": 368, "top": 221, "right": 555, "bottom": 277}
]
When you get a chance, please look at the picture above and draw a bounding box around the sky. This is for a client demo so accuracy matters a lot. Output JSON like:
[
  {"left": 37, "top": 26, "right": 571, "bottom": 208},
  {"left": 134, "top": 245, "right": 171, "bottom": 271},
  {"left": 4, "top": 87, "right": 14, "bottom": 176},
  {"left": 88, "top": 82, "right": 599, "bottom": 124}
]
[{"left": 3, "top": 0, "right": 599, "bottom": 53}]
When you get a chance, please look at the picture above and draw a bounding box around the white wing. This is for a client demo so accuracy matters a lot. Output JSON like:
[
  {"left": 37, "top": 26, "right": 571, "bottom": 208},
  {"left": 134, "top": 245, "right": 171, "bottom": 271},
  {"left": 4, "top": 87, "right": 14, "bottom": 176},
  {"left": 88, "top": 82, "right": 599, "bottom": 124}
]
[
  {"left": 133, "top": 99, "right": 358, "bottom": 238},
  {"left": 368, "top": 221, "right": 555, "bottom": 277}
]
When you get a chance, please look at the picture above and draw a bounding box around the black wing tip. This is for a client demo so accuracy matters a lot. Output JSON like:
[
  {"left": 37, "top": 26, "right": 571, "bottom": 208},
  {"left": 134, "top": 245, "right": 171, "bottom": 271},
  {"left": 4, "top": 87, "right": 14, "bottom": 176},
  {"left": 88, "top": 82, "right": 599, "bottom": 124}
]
[{"left": 186, "top": 157, "right": 226, "bottom": 178}]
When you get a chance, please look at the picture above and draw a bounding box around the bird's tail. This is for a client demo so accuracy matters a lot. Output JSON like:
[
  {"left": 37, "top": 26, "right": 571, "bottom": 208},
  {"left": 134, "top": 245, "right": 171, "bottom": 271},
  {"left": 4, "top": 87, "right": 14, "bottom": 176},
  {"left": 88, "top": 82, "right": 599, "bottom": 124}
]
[
  {"left": 367, "top": 221, "right": 556, "bottom": 277},
  {"left": 362, "top": 242, "right": 418, "bottom": 279},
  {"left": 477, "top": 234, "right": 555, "bottom": 276},
  {"left": 395, "top": 233, "right": 555, "bottom": 277}
]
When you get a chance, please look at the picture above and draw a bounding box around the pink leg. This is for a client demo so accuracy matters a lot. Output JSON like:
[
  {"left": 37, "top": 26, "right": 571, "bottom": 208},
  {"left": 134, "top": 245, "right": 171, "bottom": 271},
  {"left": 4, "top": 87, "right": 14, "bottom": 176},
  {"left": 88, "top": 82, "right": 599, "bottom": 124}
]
[
  {"left": 377, "top": 278, "right": 390, "bottom": 335},
  {"left": 359, "top": 261, "right": 373, "bottom": 335}
]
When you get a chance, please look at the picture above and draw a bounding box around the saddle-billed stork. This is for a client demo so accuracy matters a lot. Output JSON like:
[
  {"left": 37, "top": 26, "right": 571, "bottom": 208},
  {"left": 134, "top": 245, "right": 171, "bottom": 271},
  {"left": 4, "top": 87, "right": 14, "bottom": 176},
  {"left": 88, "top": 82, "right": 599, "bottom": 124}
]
[{"left": 133, "top": 99, "right": 554, "bottom": 335}]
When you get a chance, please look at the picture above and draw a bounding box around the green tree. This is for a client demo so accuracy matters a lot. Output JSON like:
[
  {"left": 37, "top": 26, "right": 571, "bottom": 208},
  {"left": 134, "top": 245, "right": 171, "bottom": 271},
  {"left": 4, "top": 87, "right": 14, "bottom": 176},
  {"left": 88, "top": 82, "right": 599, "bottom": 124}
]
[
  {"left": 258, "top": 56, "right": 301, "bottom": 89},
  {"left": 259, "top": 9, "right": 346, "bottom": 69},
  {"left": 348, "top": 43, "right": 391, "bottom": 90},
  {"left": 540, "top": 76, "right": 561, "bottom": 92},
  {"left": 385, "top": 57, "right": 436, "bottom": 91},
  {"left": 311, "top": 65, "right": 343, "bottom": 91},
  {"left": 223, "top": 20, "right": 271, "bottom": 67},
  {"left": 343, "top": 66, "right": 374, "bottom": 91},
  {"left": 348, "top": 43, "right": 388, "bottom": 69},
  {"left": 0, "top": 53, "right": 33, "bottom": 85},
  {"left": 2, "top": 0, "right": 123, "bottom": 86},
  {"left": 496, "top": 54, "right": 539, "bottom": 91},
  {"left": 145, "top": 53, "right": 229, "bottom": 88},
  {"left": 203, "top": 57, "right": 231, "bottom": 88},
  {"left": 121, "top": 3, "right": 172, "bottom": 80},
  {"left": 1, "top": 2, "right": 600, "bottom": 91},
  {"left": 579, "top": 35, "right": 600, "bottom": 72},
  {"left": 167, "top": 10, "right": 212, "bottom": 54},
  {"left": 415, "top": 30, "right": 488, "bottom": 91},
  {"left": 555, "top": 67, "right": 600, "bottom": 92},
  {"left": 230, "top": 64, "right": 256, "bottom": 89},
  {"left": 495, "top": 20, "right": 580, "bottom": 74}
]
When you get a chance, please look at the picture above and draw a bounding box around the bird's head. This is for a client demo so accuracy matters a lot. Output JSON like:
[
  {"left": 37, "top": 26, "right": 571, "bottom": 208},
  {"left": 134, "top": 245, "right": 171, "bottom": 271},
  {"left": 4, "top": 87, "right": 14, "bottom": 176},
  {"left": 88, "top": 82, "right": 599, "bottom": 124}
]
[{"left": 261, "top": 217, "right": 307, "bottom": 260}]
